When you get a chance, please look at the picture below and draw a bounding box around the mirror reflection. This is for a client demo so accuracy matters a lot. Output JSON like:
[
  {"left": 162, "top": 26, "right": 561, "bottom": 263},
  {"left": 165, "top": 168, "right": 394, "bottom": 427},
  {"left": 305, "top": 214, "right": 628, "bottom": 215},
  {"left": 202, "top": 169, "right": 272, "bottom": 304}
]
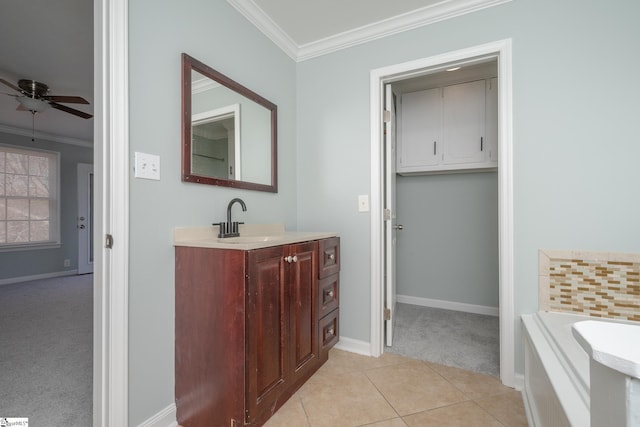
[{"left": 182, "top": 53, "right": 277, "bottom": 192}]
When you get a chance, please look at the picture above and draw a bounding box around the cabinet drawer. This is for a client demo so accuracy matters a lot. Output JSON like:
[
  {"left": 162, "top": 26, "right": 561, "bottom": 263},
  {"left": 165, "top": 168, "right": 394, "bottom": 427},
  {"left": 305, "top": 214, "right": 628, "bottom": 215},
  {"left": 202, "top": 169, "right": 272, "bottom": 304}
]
[
  {"left": 319, "top": 309, "right": 339, "bottom": 356},
  {"left": 318, "top": 237, "right": 340, "bottom": 278},
  {"left": 318, "top": 274, "right": 339, "bottom": 318}
]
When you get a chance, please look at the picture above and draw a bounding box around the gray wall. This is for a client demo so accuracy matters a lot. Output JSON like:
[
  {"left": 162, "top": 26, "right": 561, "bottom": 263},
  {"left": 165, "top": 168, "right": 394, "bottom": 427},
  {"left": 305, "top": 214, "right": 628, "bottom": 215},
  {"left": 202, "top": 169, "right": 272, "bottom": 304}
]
[
  {"left": 128, "top": 1, "right": 297, "bottom": 424},
  {"left": 127, "top": 0, "right": 640, "bottom": 423},
  {"left": 296, "top": 0, "right": 640, "bottom": 376},
  {"left": 0, "top": 131, "right": 92, "bottom": 280},
  {"left": 396, "top": 172, "right": 499, "bottom": 307}
]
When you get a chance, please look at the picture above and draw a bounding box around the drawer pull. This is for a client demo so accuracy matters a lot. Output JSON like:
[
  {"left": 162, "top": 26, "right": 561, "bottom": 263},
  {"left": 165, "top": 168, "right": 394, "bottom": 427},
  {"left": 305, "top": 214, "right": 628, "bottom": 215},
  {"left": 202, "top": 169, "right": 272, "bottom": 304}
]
[
  {"left": 328, "top": 253, "right": 335, "bottom": 261},
  {"left": 326, "top": 290, "right": 334, "bottom": 298},
  {"left": 327, "top": 327, "right": 335, "bottom": 337}
]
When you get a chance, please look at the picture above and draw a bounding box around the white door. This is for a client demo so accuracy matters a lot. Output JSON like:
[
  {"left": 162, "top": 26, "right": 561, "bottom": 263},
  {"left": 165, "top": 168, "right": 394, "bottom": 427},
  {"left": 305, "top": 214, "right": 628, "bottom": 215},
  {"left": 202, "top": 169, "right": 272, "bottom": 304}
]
[
  {"left": 77, "top": 163, "right": 94, "bottom": 274},
  {"left": 397, "top": 88, "right": 442, "bottom": 172},
  {"left": 442, "top": 80, "right": 486, "bottom": 165},
  {"left": 384, "top": 84, "right": 399, "bottom": 347}
]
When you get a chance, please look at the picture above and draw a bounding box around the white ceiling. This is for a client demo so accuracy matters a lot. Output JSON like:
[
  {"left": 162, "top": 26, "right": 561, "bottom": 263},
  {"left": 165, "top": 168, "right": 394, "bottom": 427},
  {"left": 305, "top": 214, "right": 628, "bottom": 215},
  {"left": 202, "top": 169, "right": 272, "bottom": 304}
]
[
  {"left": 251, "top": 0, "right": 443, "bottom": 46},
  {"left": 0, "top": 0, "right": 506, "bottom": 144},
  {"left": 0, "top": 0, "right": 93, "bottom": 145}
]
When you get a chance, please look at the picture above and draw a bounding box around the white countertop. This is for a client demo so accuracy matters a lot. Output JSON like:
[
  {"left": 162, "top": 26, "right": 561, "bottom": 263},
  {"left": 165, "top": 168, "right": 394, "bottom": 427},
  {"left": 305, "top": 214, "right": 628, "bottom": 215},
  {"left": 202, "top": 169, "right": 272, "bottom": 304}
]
[
  {"left": 173, "top": 224, "right": 338, "bottom": 250},
  {"left": 572, "top": 320, "right": 640, "bottom": 379}
]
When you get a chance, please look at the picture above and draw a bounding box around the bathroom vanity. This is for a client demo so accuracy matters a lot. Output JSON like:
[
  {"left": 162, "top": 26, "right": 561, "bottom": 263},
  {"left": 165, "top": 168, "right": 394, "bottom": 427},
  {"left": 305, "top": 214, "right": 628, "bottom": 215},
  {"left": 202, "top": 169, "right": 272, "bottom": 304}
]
[{"left": 173, "top": 225, "right": 340, "bottom": 426}]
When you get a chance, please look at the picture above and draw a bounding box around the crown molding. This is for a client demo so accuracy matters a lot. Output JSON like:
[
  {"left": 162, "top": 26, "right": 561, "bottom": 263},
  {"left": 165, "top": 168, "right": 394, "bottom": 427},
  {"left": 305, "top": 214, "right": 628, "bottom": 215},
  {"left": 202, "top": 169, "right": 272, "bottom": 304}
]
[
  {"left": 0, "top": 123, "right": 93, "bottom": 147},
  {"left": 227, "top": 0, "right": 511, "bottom": 62},
  {"left": 226, "top": 0, "right": 299, "bottom": 60}
]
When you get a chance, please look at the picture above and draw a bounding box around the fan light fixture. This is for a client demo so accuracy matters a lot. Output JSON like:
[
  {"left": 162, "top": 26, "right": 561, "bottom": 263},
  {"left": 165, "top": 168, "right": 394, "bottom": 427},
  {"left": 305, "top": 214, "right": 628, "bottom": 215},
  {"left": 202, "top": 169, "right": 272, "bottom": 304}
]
[{"left": 17, "top": 96, "right": 50, "bottom": 113}]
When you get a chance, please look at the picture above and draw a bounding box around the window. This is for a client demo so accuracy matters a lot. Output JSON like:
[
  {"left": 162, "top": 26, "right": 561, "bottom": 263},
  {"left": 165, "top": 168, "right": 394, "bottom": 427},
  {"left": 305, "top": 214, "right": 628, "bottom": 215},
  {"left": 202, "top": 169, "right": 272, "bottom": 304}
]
[{"left": 0, "top": 145, "right": 59, "bottom": 249}]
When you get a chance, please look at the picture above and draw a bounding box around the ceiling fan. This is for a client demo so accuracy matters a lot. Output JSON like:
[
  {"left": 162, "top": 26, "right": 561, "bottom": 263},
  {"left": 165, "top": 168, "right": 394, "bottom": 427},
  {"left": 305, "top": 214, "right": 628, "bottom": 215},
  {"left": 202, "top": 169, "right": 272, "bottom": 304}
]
[{"left": 0, "top": 78, "right": 93, "bottom": 119}]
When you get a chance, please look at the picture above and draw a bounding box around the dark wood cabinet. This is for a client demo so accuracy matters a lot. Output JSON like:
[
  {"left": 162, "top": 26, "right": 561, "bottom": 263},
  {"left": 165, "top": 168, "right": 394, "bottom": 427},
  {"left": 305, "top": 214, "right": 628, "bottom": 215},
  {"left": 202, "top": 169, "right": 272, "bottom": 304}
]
[{"left": 175, "top": 237, "right": 340, "bottom": 427}]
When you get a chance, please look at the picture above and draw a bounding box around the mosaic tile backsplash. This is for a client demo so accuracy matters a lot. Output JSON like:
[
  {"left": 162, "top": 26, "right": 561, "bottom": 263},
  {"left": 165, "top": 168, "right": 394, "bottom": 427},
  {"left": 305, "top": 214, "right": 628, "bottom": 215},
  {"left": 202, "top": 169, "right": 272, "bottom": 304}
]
[{"left": 539, "top": 250, "right": 640, "bottom": 322}]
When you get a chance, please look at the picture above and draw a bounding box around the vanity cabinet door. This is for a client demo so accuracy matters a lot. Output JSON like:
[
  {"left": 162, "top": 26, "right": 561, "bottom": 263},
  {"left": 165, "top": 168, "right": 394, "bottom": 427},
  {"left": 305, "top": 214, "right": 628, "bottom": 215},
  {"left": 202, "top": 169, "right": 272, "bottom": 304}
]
[
  {"left": 246, "top": 245, "right": 289, "bottom": 424},
  {"left": 287, "top": 241, "right": 319, "bottom": 384}
]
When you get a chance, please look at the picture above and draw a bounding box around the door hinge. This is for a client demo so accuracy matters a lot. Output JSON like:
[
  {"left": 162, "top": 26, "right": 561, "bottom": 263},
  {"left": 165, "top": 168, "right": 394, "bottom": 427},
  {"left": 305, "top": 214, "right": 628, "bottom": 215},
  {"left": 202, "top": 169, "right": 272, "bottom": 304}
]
[
  {"left": 383, "top": 110, "right": 391, "bottom": 123},
  {"left": 383, "top": 209, "right": 391, "bottom": 221},
  {"left": 105, "top": 234, "right": 113, "bottom": 249},
  {"left": 384, "top": 308, "right": 391, "bottom": 321}
]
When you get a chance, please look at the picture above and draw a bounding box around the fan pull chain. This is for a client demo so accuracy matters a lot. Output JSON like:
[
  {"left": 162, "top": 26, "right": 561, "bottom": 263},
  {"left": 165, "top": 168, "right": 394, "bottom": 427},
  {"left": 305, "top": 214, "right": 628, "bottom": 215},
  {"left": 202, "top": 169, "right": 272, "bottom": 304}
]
[{"left": 31, "top": 112, "right": 36, "bottom": 142}]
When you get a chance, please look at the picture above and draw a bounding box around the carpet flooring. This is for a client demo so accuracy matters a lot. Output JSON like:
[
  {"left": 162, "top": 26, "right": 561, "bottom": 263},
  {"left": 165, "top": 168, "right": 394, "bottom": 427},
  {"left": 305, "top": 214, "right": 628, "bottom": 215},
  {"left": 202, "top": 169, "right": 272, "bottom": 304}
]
[
  {"left": 385, "top": 303, "right": 500, "bottom": 377},
  {"left": 0, "top": 274, "right": 93, "bottom": 426}
]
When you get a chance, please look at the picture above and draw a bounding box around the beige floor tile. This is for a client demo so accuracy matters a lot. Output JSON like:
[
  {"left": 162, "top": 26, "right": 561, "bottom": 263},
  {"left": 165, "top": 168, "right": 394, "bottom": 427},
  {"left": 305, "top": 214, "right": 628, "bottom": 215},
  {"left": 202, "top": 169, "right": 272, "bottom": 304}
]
[
  {"left": 263, "top": 394, "right": 310, "bottom": 427},
  {"left": 475, "top": 390, "right": 529, "bottom": 427},
  {"left": 426, "top": 362, "right": 513, "bottom": 400},
  {"left": 298, "top": 370, "right": 398, "bottom": 427},
  {"left": 359, "top": 417, "right": 409, "bottom": 427},
  {"left": 365, "top": 360, "right": 468, "bottom": 416},
  {"left": 319, "top": 349, "right": 413, "bottom": 375},
  {"left": 403, "top": 401, "right": 503, "bottom": 427}
]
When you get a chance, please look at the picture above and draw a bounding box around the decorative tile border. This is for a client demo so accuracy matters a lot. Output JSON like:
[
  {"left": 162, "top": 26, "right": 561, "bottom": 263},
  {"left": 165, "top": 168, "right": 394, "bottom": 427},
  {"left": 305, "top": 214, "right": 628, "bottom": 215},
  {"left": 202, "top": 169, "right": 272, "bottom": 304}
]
[{"left": 539, "top": 250, "right": 640, "bottom": 322}]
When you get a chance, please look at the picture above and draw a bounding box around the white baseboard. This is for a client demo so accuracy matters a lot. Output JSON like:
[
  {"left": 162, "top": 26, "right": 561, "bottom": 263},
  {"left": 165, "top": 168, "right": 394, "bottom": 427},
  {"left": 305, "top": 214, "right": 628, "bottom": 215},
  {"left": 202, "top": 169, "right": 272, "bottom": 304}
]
[
  {"left": 0, "top": 269, "right": 79, "bottom": 286},
  {"left": 137, "top": 403, "right": 177, "bottom": 427},
  {"left": 334, "top": 336, "right": 372, "bottom": 356},
  {"left": 397, "top": 294, "right": 499, "bottom": 317},
  {"left": 513, "top": 372, "right": 524, "bottom": 391}
]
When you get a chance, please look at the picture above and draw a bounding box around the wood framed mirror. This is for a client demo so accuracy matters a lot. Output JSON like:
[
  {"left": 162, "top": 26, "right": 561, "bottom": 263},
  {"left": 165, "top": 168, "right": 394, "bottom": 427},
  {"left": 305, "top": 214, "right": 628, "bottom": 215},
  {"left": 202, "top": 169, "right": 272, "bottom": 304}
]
[{"left": 181, "top": 53, "right": 277, "bottom": 192}]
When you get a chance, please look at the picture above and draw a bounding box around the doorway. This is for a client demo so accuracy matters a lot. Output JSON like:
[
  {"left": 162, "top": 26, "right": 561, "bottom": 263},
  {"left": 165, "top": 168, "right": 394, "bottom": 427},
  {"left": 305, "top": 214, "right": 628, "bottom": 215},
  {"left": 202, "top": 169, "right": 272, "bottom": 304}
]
[
  {"left": 369, "top": 40, "right": 515, "bottom": 386},
  {"left": 78, "top": 163, "right": 94, "bottom": 274}
]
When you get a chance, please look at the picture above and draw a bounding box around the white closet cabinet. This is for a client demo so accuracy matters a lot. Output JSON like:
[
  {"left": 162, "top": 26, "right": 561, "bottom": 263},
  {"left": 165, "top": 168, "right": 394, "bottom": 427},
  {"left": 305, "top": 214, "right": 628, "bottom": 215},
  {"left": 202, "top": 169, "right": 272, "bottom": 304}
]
[{"left": 397, "top": 79, "right": 498, "bottom": 174}]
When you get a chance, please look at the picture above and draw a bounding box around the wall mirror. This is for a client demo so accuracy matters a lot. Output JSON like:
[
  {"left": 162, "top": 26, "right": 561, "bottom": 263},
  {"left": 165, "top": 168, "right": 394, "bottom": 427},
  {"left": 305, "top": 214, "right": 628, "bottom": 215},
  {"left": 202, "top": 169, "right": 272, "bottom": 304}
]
[{"left": 181, "top": 53, "right": 277, "bottom": 192}]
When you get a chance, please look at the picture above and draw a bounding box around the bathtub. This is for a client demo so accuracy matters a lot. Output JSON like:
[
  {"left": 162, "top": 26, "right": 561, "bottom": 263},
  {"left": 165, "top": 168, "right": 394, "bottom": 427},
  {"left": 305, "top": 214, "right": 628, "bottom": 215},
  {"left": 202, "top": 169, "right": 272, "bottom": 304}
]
[{"left": 521, "top": 311, "right": 639, "bottom": 427}]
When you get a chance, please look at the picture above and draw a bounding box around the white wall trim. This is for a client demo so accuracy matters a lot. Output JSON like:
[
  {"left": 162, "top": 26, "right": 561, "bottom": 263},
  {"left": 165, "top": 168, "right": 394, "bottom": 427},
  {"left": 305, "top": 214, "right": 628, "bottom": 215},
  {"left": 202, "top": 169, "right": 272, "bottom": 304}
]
[
  {"left": 334, "top": 336, "right": 373, "bottom": 357},
  {"left": 370, "top": 39, "right": 515, "bottom": 387},
  {"left": 397, "top": 294, "right": 499, "bottom": 317},
  {"left": 226, "top": 0, "right": 299, "bottom": 60},
  {"left": 0, "top": 124, "right": 93, "bottom": 147},
  {"left": 136, "top": 404, "right": 177, "bottom": 427},
  {"left": 94, "top": 0, "right": 129, "bottom": 425},
  {"left": 0, "top": 270, "right": 79, "bottom": 286},
  {"left": 227, "top": 0, "right": 511, "bottom": 62}
]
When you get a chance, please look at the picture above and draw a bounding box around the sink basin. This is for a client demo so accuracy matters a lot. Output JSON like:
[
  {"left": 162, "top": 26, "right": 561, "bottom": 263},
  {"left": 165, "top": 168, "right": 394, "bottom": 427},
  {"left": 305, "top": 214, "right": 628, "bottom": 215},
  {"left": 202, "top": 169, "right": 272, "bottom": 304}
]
[{"left": 218, "top": 235, "right": 285, "bottom": 244}]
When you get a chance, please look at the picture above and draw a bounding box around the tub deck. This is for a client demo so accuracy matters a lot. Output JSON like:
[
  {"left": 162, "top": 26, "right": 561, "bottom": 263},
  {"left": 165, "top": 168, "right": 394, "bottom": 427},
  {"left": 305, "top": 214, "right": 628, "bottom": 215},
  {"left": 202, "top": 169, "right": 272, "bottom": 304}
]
[{"left": 522, "top": 311, "right": 638, "bottom": 427}]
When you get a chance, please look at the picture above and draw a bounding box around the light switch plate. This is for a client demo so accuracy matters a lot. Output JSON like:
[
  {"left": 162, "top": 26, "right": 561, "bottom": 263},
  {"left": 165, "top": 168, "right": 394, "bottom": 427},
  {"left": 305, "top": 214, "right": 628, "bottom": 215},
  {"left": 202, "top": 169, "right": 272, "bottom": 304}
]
[
  {"left": 358, "top": 195, "right": 369, "bottom": 212},
  {"left": 134, "top": 152, "right": 160, "bottom": 180}
]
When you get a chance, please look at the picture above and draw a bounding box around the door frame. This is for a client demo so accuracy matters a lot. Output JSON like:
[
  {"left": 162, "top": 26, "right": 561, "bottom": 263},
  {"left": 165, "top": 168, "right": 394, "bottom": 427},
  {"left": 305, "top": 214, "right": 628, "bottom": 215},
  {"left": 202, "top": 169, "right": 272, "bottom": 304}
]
[
  {"left": 369, "top": 39, "right": 515, "bottom": 387},
  {"left": 94, "top": 0, "right": 130, "bottom": 424}
]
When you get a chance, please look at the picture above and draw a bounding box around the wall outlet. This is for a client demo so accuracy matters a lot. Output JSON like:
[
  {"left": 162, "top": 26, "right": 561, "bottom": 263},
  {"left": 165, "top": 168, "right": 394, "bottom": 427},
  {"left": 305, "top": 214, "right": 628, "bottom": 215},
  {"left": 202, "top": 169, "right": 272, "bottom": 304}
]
[
  {"left": 134, "top": 152, "right": 161, "bottom": 180},
  {"left": 64, "top": 259, "right": 70, "bottom": 267},
  {"left": 358, "top": 195, "right": 370, "bottom": 212}
]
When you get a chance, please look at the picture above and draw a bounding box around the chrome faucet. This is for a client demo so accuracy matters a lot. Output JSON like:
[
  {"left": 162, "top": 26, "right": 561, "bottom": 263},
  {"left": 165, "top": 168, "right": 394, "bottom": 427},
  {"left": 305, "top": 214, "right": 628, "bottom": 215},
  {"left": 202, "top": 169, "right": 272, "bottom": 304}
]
[{"left": 216, "top": 198, "right": 247, "bottom": 238}]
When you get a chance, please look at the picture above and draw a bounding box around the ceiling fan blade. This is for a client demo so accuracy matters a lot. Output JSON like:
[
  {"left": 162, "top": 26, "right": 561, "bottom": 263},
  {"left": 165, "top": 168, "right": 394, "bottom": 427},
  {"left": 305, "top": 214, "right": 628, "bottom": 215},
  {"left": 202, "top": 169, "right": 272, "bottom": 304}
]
[
  {"left": 0, "top": 78, "right": 21, "bottom": 93},
  {"left": 50, "top": 102, "right": 93, "bottom": 119},
  {"left": 43, "top": 95, "right": 90, "bottom": 104}
]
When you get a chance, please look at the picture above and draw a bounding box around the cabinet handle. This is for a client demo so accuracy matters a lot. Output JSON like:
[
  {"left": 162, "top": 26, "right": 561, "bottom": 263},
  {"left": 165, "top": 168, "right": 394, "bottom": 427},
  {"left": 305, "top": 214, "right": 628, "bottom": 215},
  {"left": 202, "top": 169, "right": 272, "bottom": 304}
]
[
  {"left": 284, "top": 255, "right": 292, "bottom": 263},
  {"left": 480, "top": 137, "right": 484, "bottom": 151},
  {"left": 326, "top": 290, "right": 334, "bottom": 298},
  {"left": 292, "top": 255, "right": 298, "bottom": 263},
  {"left": 433, "top": 141, "right": 436, "bottom": 155},
  {"left": 328, "top": 253, "right": 335, "bottom": 261},
  {"left": 327, "top": 327, "right": 335, "bottom": 337}
]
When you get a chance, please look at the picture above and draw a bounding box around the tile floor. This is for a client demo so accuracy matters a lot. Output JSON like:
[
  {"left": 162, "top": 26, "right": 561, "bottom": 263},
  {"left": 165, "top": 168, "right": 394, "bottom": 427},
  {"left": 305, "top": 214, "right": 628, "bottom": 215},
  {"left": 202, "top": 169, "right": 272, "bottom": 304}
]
[{"left": 264, "top": 349, "right": 528, "bottom": 427}]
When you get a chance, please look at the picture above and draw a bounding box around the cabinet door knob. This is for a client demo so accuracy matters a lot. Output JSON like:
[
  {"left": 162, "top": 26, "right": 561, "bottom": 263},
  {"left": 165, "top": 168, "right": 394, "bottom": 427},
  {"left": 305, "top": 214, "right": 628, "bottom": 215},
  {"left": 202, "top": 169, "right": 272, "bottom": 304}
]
[
  {"left": 292, "top": 255, "right": 298, "bottom": 263},
  {"left": 328, "top": 253, "right": 335, "bottom": 260},
  {"left": 326, "top": 290, "right": 334, "bottom": 298},
  {"left": 284, "top": 256, "right": 292, "bottom": 263},
  {"left": 327, "top": 327, "right": 335, "bottom": 337}
]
